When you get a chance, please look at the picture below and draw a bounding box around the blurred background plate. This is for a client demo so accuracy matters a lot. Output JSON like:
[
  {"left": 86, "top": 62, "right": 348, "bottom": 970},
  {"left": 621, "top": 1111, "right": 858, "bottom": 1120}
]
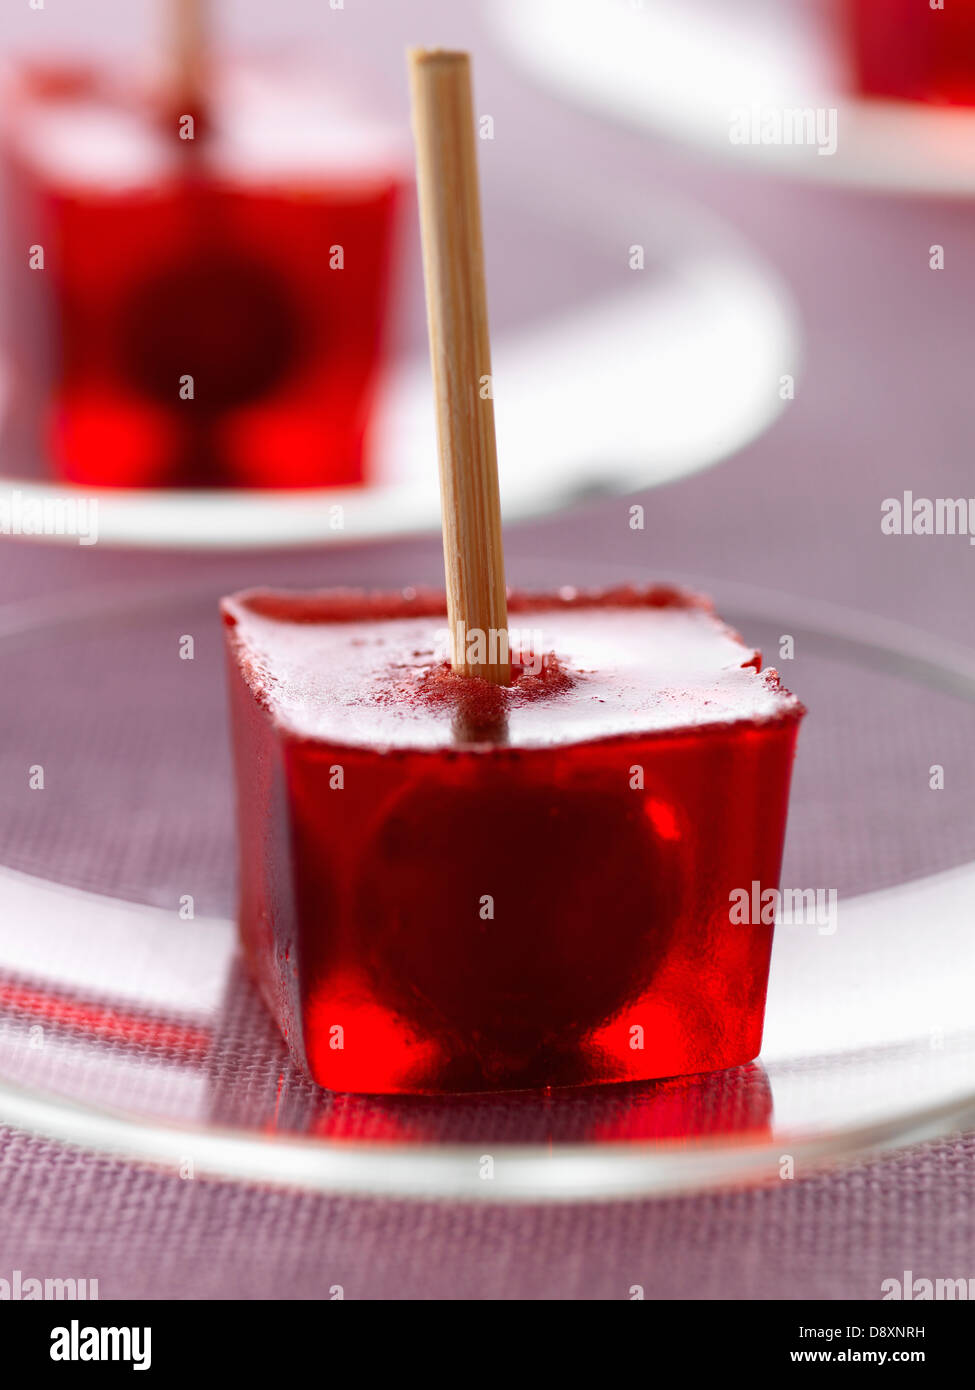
[
  {"left": 0, "top": 572, "right": 972, "bottom": 1199},
  {"left": 493, "top": 0, "right": 975, "bottom": 194},
  {"left": 0, "top": 183, "right": 798, "bottom": 547}
]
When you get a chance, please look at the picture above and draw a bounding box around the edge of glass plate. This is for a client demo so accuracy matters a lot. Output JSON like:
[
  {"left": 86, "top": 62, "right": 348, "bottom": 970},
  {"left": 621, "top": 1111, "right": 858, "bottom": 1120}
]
[{"left": 1, "top": 577, "right": 974, "bottom": 1198}]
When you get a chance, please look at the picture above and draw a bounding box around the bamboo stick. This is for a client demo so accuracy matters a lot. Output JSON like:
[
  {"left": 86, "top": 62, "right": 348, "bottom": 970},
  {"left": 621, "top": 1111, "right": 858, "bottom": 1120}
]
[{"left": 408, "top": 49, "right": 510, "bottom": 684}]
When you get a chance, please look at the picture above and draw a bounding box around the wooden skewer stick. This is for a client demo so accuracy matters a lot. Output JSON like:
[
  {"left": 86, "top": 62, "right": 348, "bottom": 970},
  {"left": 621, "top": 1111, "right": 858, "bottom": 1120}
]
[
  {"left": 171, "top": 0, "right": 208, "bottom": 132},
  {"left": 408, "top": 49, "right": 510, "bottom": 685}
]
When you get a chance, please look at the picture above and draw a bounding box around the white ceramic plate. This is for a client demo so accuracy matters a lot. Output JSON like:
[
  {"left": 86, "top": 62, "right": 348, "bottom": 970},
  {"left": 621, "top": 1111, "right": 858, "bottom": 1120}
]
[{"left": 493, "top": 0, "right": 975, "bottom": 195}]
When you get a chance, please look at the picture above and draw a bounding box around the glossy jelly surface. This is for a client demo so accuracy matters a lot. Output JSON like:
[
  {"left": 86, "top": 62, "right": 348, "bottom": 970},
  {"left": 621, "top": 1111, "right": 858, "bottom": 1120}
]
[
  {"left": 1, "top": 65, "right": 403, "bottom": 489},
  {"left": 223, "top": 587, "right": 804, "bottom": 1094}
]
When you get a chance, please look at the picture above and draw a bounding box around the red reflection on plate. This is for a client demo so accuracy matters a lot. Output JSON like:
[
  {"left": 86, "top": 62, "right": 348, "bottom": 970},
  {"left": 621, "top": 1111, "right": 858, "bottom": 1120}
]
[
  {"left": 584, "top": 1064, "right": 772, "bottom": 1143},
  {"left": 299, "top": 1066, "right": 772, "bottom": 1146},
  {"left": 0, "top": 973, "right": 212, "bottom": 1061}
]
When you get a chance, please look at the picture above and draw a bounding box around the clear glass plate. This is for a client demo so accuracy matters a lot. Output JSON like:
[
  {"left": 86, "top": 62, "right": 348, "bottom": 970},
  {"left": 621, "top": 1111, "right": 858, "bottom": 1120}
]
[{"left": 0, "top": 572, "right": 973, "bottom": 1199}]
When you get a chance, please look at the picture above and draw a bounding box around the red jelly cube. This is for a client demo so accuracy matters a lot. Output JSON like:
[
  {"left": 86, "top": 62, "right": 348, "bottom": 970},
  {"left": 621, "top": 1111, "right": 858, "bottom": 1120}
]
[
  {"left": 222, "top": 587, "right": 804, "bottom": 1094},
  {"left": 1, "top": 64, "right": 404, "bottom": 489},
  {"left": 844, "top": 0, "right": 975, "bottom": 106}
]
